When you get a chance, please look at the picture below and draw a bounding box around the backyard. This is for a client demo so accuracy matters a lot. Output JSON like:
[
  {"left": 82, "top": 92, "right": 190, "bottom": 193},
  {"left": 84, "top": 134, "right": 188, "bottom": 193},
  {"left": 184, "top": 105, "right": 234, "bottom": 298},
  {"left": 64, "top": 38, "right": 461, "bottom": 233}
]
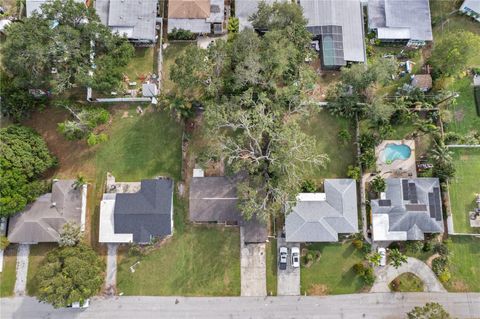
[
  {"left": 0, "top": 246, "right": 17, "bottom": 297},
  {"left": 445, "top": 236, "right": 480, "bottom": 292},
  {"left": 116, "top": 196, "right": 241, "bottom": 296},
  {"left": 300, "top": 243, "right": 366, "bottom": 295},
  {"left": 449, "top": 148, "right": 480, "bottom": 234},
  {"left": 123, "top": 47, "right": 155, "bottom": 83},
  {"left": 162, "top": 43, "right": 191, "bottom": 93}
]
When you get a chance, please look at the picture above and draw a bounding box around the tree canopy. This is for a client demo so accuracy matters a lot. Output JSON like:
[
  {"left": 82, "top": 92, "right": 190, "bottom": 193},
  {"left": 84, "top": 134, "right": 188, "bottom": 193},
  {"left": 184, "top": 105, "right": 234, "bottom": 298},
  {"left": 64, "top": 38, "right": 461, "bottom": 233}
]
[
  {"left": 36, "top": 244, "right": 104, "bottom": 308},
  {"left": 1, "top": 0, "right": 134, "bottom": 95},
  {"left": 407, "top": 302, "right": 451, "bottom": 319},
  {"left": 0, "top": 125, "right": 56, "bottom": 217},
  {"left": 170, "top": 2, "right": 326, "bottom": 221}
]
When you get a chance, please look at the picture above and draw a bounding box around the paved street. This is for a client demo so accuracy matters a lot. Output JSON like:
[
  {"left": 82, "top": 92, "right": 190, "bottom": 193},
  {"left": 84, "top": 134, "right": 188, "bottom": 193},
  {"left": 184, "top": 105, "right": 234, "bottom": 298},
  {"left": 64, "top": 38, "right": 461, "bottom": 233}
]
[
  {"left": 277, "top": 237, "right": 300, "bottom": 296},
  {"left": 1, "top": 293, "right": 479, "bottom": 319},
  {"left": 14, "top": 244, "right": 30, "bottom": 297},
  {"left": 240, "top": 227, "right": 266, "bottom": 296}
]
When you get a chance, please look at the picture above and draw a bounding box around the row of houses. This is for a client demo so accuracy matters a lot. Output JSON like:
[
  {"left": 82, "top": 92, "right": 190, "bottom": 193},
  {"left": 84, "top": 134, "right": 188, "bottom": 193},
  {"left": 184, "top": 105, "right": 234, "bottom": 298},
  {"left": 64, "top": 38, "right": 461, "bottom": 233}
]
[{"left": 6, "top": 171, "right": 444, "bottom": 246}]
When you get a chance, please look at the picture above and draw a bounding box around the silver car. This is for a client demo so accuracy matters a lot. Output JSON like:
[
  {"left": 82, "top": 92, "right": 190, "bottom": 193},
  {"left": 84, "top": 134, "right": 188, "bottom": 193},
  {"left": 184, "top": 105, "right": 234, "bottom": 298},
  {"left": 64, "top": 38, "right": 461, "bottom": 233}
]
[
  {"left": 279, "top": 246, "right": 288, "bottom": 270},
  {"left": 291, "top": 247, "right": 300, "bottom": 268}
]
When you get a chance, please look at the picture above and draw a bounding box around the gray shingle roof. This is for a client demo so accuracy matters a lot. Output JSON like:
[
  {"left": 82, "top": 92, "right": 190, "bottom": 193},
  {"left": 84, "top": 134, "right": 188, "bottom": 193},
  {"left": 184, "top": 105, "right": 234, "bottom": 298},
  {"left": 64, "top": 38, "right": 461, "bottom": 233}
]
[
  {"left": 371, "top": 178, "right": 444, "bottom": 241},
  {"left": 95, "top": 0, "right": 157, "bottom": 42},
  {"left": 285, "top": 179, "right": 358, "bottom": 243},
  {"left": 368, "top": 0, "right": 433, "bottom": 41},
  {"left": 189, "top": 174, "right": 267, "bottom": 243},
  {"left": 26, "top": 0, "right": 84, "bottom": 17},
  {"left": 235, "top": 0, "right": 279, "bottom": 30},
  {"left": 8, "top": 180, "right": 83, "bottom": 243},
  {"left": 114, "top": 178, "right": 173, "bottom": 243},
  {"left": 299, "top": 0, "right": 366, "bottom": 63}
]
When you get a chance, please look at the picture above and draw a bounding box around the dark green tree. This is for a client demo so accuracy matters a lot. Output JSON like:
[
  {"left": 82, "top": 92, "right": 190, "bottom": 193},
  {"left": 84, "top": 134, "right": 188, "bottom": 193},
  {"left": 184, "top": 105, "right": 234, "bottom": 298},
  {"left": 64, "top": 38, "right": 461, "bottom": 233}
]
[
  {"left": 36, "top": 244, "right": 104, "bottom": 308},
  {"left": 370, "top": 175, "right": 386, "bottom": 193},
  {"left": 407, "top": 302, "right": 451, "bottom": 319},
  {"left": 389, "top": 248, "right": 408, "bottom": 269}
]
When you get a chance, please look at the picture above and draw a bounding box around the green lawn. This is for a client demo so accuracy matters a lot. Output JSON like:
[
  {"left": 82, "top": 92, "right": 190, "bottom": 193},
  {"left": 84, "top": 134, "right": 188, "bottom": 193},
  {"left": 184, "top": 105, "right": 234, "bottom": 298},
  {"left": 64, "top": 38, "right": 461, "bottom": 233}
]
[
  {"left": 124, "top": 47, "right": 155, "bottom": 82},
  {"left": 301, "top": 243, "right": 366, "bottom": 295},
  {"left": 266, "top": 239, "right": 277, "bottom": 296},
  {"left": 303, "top": 109, "right": 356, "bottom": 183},
  {"left": 449, "top": 148, "right": 480, "bottom": 234},
  {"left": 162, "top": 43, "right": 191, "bottom": 93},
  {"left": 117, "top": 196, "right": 241, "bottom": 296},
  {"left": 389, "top": 272, "right": 424, "bottom": 292},
  {"left": 27, "top": 243, "right": 57, "bottom": 296},
  {"left": 445, "top": 236, "right": 480, "bottom": 292},
  {"left": 445, "top": 77, "right": 480, "bottom": 135},
  {"left": 0, "top": 246, "right": 17, "bottom": 297}
]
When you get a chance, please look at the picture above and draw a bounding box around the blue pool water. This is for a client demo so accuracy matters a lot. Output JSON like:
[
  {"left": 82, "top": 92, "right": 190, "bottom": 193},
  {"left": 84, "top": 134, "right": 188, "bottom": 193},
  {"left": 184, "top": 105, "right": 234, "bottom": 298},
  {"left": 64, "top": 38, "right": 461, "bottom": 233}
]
[{"left": 382, "top": 143, "right": 412, "bottom": 163}]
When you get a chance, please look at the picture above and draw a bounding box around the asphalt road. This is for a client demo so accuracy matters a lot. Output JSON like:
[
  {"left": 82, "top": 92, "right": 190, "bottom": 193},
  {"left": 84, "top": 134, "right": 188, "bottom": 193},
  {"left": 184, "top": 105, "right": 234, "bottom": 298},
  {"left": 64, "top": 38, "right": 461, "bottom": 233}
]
[{"left": 1, "top": 293, "right": 479, "bottom": 319}]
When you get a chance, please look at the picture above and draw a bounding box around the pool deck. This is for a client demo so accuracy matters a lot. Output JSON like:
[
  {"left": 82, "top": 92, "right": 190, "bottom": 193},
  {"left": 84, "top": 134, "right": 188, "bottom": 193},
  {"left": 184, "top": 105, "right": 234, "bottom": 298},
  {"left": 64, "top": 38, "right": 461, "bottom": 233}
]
[{"left": 375, "top": 140, "right": 417, "bottom": 178}]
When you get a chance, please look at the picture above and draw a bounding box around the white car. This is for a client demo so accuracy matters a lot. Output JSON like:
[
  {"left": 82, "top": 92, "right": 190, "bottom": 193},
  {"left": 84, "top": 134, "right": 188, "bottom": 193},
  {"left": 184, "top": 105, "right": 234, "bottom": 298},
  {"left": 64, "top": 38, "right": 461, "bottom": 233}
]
[
  {"left": 291, "top": 247, "right": 300, "bottom": 268},
  {"left": 378, "top": 247, "right": 387, "bottom": 266},
  {"left": 279, "top": 246, "right": 288, "bottom": 270}
]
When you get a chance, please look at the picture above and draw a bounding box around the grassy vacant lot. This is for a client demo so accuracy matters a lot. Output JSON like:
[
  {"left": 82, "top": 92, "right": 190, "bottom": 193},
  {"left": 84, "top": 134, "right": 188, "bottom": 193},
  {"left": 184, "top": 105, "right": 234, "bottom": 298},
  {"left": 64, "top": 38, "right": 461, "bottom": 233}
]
[
  {"left": 0, "top": 246, "right": 17, "bottom": 297},
  {"left": 449, "top": 148, "right": 480, "bottom": 234},
  {"left": 445, "top": 236, "right": 480, "bottom": 292},
  {"left": 162, "top": 43, "right": 191, "bottom": 93},
  {"left": 303, "top": 109, "right": 356, "bottom": 183},
  {"left": 389, "top": 273, "right": 424, "bottom": 292},
  {"left": 124, "top": 47, "right": 155, "bottom": 83},
  {"left": 117, "top": 196, "right": 241, "bottom": 296},
  {"left": 266, "top": 239, "right": 277, "bottom": 296},
  {"left": 446, "top": 77, "right": 480, "bottom": 135},
  {"left": 27, "top": 243, "right": 57, "bottom": 296},
  {"left": 301, "top": 243, "right": 366, "bottom": 295}
]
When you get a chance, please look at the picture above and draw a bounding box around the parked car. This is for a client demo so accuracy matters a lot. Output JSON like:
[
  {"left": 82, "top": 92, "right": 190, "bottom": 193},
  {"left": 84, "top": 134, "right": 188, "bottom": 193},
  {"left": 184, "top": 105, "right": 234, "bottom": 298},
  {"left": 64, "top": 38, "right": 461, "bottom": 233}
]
[
  {"left": 291, "top": 247, "right": 300, "bottom": 268},
  {"left": 69, "top": 299, "right": 90, "bottom": 309},
  {"left": 279, "top": 246, "right": 288, "bottom": 270},
  {"left": 378, "top": 247, "right": 387, "bottom": 266}
]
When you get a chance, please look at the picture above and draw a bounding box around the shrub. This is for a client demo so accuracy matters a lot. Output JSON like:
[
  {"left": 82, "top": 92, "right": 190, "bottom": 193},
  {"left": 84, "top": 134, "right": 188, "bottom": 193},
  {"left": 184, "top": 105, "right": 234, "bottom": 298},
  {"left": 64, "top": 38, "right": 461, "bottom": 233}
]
[
  {"left": 422, "top": 241, "right": 433, "bottom": 252},
  {"left": 227, "top": 17, "right": 239, "bottom": 34},
  {"left": 432, "top": 256, "right": 449, "bottom": 276},
  {"left": 433, "top": 242, "right": 449, "bottom": 257},
  {"left": 58, "top": 121, "right": 85, "bottom": 140},
  {"left": 361, "top": 242, "right": 372, "bottom": 256},
  {"left": 87, "top": 133, "right": 108, "bottom": 146},
  {"left": 352, "top": 239, "right": 363, "bottom": 250},
  {"left": 58, "top": 107, "right": 110, "bottom": 140},
  {"left": 353, "top": 262, "right": 365, "bottom": 275},
  {"left": 362, "top": 266, "right": 376, "bottom": 285},
  {"left": 370, "top": 175, "right": 386, "bottom": 193},
  {"left": 301, "top": 179, "right": 317, "bottom": 193},
  {"left": 338, "top": 128, "right": 351, "bottom": 144},
  {"left": 438, "top": 269, "right": 451, "bottom": 283},
  {"left": 347, "top": 165, "right": 361, "bottom": 181},
  {"left": 0, "top": 236, "right": 10, "bottom": 250},
  {"left": 405, "top": 241, "right": 424, "bottom": 254},
  {"left": 168, "top": 28, "right": 196, "bottom": 41}
]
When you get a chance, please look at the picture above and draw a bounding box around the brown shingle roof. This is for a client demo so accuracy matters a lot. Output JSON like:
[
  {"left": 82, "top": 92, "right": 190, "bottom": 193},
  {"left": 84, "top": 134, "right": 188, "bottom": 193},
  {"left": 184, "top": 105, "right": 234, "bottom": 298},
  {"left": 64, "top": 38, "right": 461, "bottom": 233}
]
[
  {"left": 168, "top": 0, "right": 210, "bottom": 19},
  {"left": 411, "top": 74, "right": 432, "bottom": 90}
]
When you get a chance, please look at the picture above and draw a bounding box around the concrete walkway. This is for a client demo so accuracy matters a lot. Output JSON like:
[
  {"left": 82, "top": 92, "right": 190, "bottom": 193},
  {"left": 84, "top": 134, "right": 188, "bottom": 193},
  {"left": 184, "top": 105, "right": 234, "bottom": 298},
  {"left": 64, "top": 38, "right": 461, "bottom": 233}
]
[
  {"left": 14, "top": 244, "right": 30, "bottom": 296},
  {"left": 371, "top": 257, "right": 446, "bottom": 293},
  {"left": 105, "top": 244, "right": 118, "bottom": 296},
  {"left": 240, "top": 227, "right": 266, "bottom": 296}
]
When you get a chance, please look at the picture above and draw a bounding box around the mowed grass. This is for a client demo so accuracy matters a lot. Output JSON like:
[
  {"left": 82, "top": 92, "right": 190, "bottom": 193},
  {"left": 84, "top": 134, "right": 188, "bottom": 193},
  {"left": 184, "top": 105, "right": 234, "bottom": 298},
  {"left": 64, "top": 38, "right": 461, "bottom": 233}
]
[
  {"left": 124, "top": 47, "right": 155, "bottom": 82},
  {"left": 445, "top": 236, "right": 480, "bottom": 292},
  {"left": 26, "top": 243, "right": 57, "bottom": 296},
  {"left": 301, "top": 243, "right": 365, "bottom": 295},
  {"left": 389, "top": 272, "right": 424, "bottom": 292},
  {"left": 449, "top": 148, "right": 480, "bottom": 234},
  {"left": 266, "top": 239, "right": 277, "bottom": 296},
  {"left": 0, "top": 245, "right": 17, "bottom": 297},
  {"left": 446, "top": 77, "right": 480, "bottom": 135},
  {"left": 117, "top": 196, "right": 241, "bottom": 296},
  {"left": 303, "top": 109, "right": 356, "bottom": 183}
]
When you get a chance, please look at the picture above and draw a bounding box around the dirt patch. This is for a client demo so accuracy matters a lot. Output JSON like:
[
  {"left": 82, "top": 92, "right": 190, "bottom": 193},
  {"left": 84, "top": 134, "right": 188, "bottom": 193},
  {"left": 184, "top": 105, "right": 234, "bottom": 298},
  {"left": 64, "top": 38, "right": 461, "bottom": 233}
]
[
  {"left": 308, "top": 284, "right": 329, "bottom": 296},
  {"left": 449, "top": 280, "right": 469, "bottom": 292},
  {"left": 426, "top": 253, "right": 440, "bottom": 268}
]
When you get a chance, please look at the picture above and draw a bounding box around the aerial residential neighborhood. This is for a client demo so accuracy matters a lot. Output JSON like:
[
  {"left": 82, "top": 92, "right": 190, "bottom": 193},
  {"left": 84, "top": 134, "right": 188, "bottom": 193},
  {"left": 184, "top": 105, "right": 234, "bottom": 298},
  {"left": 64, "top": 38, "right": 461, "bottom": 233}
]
[{"left": 0, "top": 0, "right": 479, "bottom": 318}]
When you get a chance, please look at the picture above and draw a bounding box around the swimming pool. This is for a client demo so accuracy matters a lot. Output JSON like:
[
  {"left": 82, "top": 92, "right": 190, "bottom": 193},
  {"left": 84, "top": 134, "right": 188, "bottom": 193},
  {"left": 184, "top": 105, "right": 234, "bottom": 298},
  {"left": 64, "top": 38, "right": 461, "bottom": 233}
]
[{"left": 381, "top": 143, "right": 412, "bottom": 163}]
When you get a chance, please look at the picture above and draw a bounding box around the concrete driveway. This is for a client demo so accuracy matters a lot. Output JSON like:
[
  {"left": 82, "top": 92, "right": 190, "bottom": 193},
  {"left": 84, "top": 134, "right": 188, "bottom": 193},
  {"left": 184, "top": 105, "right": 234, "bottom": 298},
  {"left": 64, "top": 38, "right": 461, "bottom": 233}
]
[
  {"left": 371, "top": 257, "right": 446, "bottom": 293},
  {"left": 104, "top": 243, "right": 118, "bottom": 296},
  {"left": 14, "top": 244, "right": 30, "bottom": 297},
  {"left": 240, "top": 227, "right": 266, "bottom": 296},
  {"left": 276, "top": 237, "right": 300, "bottom": 296}
]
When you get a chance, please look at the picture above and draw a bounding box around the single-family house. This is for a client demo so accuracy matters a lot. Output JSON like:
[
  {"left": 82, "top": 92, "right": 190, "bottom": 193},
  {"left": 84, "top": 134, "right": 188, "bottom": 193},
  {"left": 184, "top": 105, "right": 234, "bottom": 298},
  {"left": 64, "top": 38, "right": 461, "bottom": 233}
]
[
  {"left": 99, "top": 175, "right": 174, "bottom": 244},
  {"left": 7, "top": 180, "right": 87, "bottom": 244},
  {"left": 460, "top": 0, "right": 480, "bottom": 22},
  {"left": 371, "top": 178, "right": 444, "bottom": 242},
  {"left": 95, "top": 0, "right": 158, "bottom": 44},
  {"left": 26, "top": 0, "right": 85, "bottom": 17},
  {"left": 285, "top": 179, "right": 358, "bottom": 242},
  {"left": 411, "top": 74, "right": 432, "bottom": 92},
  {"left": 299, "top": 0, "right": 367, "bottom": 68},
  {"left": 368, "top": 0, "right": 433, "bottom": 46},
  {"left": 167, "top": 0, "right": 225, "bottom": 34},
  {"left": 235, "top": 0, "right": 278, "bottom": 31},
  {"left": 189, "top": 170, "right": 268, "bottom": 244}
]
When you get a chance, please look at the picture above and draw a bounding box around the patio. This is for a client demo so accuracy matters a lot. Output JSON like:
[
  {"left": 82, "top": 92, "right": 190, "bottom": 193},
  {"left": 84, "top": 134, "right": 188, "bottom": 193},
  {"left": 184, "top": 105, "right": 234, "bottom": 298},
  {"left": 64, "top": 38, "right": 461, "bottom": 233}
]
[{"left": 375, "top": 140, "right": 417, "bottom": 178}]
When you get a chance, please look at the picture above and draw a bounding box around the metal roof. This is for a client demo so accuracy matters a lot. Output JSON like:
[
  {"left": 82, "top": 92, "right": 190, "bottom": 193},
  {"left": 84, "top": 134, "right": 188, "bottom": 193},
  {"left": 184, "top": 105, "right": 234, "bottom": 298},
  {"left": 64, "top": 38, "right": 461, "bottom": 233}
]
[
  {"left": 368, "top": 0, "right": 433, "bottom": 41},
  {"left": 113, "top": 179, "right": 173, "bottom": 243},
  {"left": 285, "top": 179, "right": 359, "bottom": 243},
  {"left": 371, "top": 178, "right": 444, "bottom": 241},
  {"left": 461, "top": 0, "right": 480, "bottom": 14}
]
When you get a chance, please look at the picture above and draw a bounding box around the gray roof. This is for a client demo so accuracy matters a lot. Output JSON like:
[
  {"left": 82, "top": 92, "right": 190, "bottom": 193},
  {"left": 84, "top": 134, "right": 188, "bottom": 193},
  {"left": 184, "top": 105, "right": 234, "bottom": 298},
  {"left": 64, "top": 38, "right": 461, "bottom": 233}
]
[
  {"left": 368, "top": 0, "right": 433, "bottom": 41},
  {"left": 371, "top": 178, "right": 444, "bottom": 240},
  {"left": 235, "top": 0, "right": 279, "bottom": 30},
  {"left": 299, "top": 0, "right": 366, "bottom": 63},
  {"left": 285, "top": 179, "right": 358, "bottom": 242},
  {"left": 114, "top": 178, "right": 173, "bottom": 243},
  {"left": 95, "top": 0, "right": 157, "bottom": 42},
  {"left": 8, "top": 180, "right": 82, "bottom": 243},
  {"left": 461, "top": 0, "right": 480, "bottom": 14},
  {"left": 26, "top": 0, "right": 84, "bottom": 17},
  {"left": 189, "top": 175, "right": 267, "bottom": 243}
]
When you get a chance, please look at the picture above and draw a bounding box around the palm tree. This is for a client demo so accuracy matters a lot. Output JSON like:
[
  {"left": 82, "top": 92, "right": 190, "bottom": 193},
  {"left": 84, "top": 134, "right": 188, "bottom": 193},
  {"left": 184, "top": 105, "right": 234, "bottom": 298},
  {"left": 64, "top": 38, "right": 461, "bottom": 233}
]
[
  {"left": 430, "top": 139, "right": 453, "bottom": 166},
  {"left": 72, "top": 175, "right": 86, "bottom": 190}
]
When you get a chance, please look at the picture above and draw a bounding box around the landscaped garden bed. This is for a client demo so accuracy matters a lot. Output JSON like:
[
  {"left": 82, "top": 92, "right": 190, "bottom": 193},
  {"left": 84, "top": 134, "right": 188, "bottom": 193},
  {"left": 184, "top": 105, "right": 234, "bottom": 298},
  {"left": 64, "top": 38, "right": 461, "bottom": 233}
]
[{"left": 389, "top": 272, "right": 424, "bottom": 292}]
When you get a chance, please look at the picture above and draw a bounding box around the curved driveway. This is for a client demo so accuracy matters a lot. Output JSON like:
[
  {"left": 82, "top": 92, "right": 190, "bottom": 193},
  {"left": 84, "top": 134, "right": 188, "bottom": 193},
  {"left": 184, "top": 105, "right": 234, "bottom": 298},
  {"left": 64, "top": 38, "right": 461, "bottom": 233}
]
[{"left": 371, "top": 257, "right": 446, "bottom": 293}]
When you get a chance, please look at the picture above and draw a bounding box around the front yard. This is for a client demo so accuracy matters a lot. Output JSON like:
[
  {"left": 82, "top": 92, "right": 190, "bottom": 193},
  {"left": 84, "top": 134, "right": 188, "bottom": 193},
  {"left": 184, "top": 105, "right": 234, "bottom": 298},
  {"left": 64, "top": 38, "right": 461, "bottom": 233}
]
[
  {"left": 445, "top": 236, "right": 480, "bottom": 292},
  {"left": 449, "top": 148, "right": 480, "bottom": 234},
  {"left": 0, "top": 246, "right": 17, "bottom": 297},
  {"left": 300, "top": 243, "right": 366, "bottom": 295},
  {"left": 266, "top": 239, "right": 277, "bottom": 296},
  {"left": 26, "top": 243, "right": 57, "bottom": 296}
]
